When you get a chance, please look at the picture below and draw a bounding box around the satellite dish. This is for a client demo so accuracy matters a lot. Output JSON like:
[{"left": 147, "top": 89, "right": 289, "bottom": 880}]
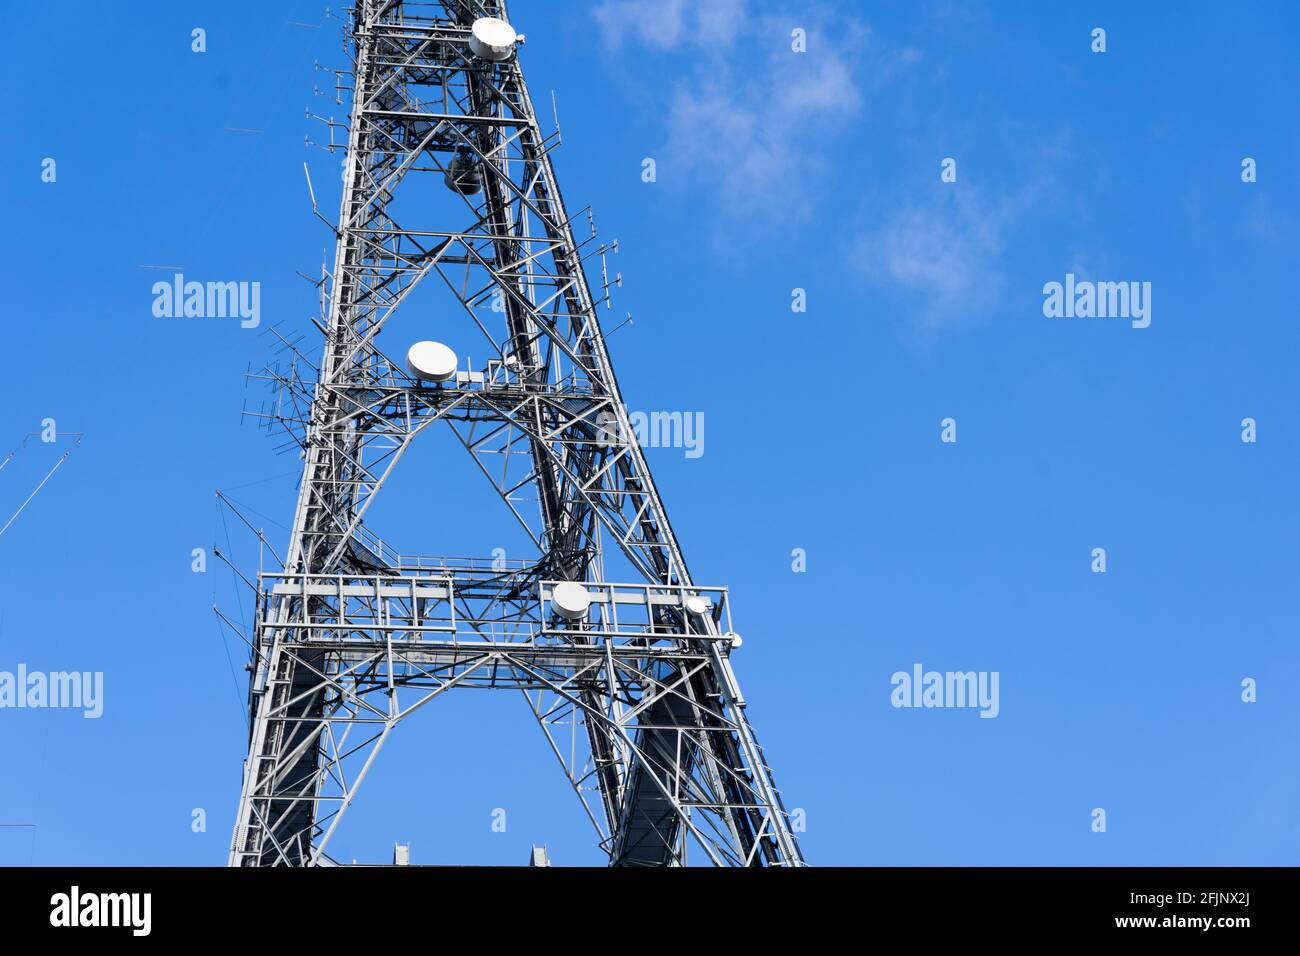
[
  {"left": 684, "top": 596, "right": 710, "bottom": 616},
  {"left": 444, "top": 152, "right": 482, "bottom": 194},
  {"left": 469, "top": 17, "right": 517, "bottom": 61},
  {"left": 551, "top": 581, "right": 591, "bottom": 621},
  {"left": 406, "top": 341, "right": 458, "bottom": 382}
]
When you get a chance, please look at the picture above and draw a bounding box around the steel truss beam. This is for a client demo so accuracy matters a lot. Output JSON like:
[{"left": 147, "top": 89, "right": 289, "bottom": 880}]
[{"left": 230, "top": 0, "right": 804, "bottom": 868}]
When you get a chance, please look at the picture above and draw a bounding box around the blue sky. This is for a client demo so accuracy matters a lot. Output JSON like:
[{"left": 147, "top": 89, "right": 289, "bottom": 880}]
[{"left": 1, "top": 0, "right": 1297, "bottom": 866}]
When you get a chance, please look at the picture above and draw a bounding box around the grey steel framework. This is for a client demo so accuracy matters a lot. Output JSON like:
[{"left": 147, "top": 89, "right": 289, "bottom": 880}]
[{"left": 229, "top": 0, "right": 805, "bottom": 867}]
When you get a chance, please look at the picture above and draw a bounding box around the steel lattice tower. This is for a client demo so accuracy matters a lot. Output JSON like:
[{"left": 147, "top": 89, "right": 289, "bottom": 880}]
[{"left": 229, "top": 0, "right": 805, "bottom": 867}]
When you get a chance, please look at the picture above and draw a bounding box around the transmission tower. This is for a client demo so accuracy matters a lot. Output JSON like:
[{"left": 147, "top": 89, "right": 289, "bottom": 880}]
[{"left": 229, "top": 0, "right": 805, "bottom": 867}]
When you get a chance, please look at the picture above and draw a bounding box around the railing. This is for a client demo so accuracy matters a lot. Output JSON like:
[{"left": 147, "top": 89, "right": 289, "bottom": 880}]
[{"left": 255, "top": 572, "right": 735, "bottom": 646}]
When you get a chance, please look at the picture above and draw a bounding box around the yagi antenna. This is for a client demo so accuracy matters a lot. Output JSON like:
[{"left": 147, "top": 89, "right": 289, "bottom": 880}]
[
  {"left": 303, "top": 163, "right": 338, "bottom": 235},
  {"left": 303, "top": 162, "right": 318, "bottom": 208}
]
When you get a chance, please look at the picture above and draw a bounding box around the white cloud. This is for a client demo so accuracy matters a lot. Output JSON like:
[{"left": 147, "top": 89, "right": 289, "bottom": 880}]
[
  {"left": 694, "top": 0, "right": 748, "bottom": 40},
  {"left": 878, "top": 197, "right": 1001, "bottom": 300},
  {"left": 856, "top": 192, "right": 1006, "bottom": 334},
  {"left": 854, "top": 138, "right": 1068, "bottom": 333},
  {"left": 593, "top": 3, "right": 918, "bottom": 237},
  {"left": 594, "top": 0, "right": 746, "bottom": 51},
  {"left": 872, "top": 46, "right": 923, "bottom": 88},
  {"left": 1243, "top": 194, "right": 1285, "bottom": 243},
  {"left": 654, "top": 16, "right": 875, "bottom": 226}
]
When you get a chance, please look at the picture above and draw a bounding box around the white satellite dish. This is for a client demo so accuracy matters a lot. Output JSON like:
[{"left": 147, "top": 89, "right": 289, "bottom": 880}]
[
  {"left": 684, "top": 596, "right": 710, "bottom": 617},
  {"left": 469, "top": 17, "right": 517, "bottom": 61},
  {"left": 406, "top": 340, "right": 458, "bottom": 382},
  {"left": 551, "top": 581, "right": 592, "bottom": 621}
]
